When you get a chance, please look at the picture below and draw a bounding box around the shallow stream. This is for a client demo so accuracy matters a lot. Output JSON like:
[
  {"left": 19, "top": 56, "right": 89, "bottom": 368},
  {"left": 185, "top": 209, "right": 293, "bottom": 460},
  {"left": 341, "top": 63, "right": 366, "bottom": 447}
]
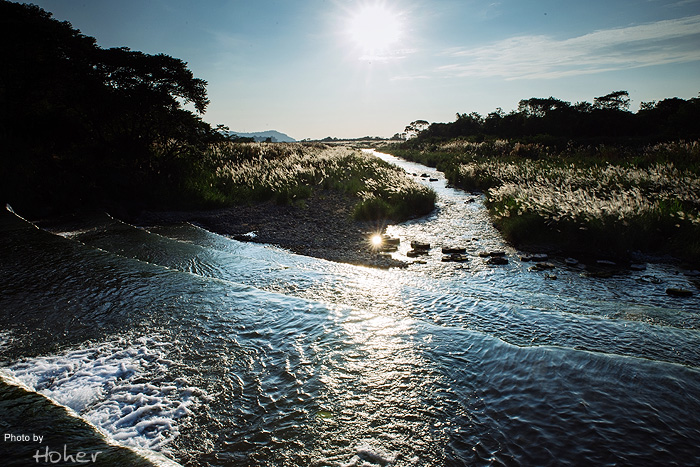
[{"left": 1, "top": 151, "right": 699, "bottom": 466}]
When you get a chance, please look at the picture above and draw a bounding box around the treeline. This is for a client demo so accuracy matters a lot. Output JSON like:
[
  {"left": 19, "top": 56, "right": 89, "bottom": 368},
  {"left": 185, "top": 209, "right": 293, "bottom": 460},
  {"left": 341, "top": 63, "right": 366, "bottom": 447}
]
[
  {"left": 0, "top": 1, "right": 233, "bottom": 216},
  {"left": 403, "top": 91, "right": 700, "bottom": 147}
]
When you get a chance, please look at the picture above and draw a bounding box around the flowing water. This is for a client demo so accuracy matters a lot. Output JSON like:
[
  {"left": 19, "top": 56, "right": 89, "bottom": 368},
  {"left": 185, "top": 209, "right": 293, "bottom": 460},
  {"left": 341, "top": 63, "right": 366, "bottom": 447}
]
[{"left": 1, "top": 151, "right": 699, "bottom": 466}]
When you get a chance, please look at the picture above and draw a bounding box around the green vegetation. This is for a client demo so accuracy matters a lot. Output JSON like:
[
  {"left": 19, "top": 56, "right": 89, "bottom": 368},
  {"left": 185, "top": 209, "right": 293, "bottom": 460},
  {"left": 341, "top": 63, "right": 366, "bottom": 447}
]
[
  {"left": 193, "top": 142, "right": 435, "bottom": 221},
  {"left": 0, "top": 2, "right": 434, "bottom": 222},
  {"left": 383, "top": 91, "right": 700, "bottom": 261},
  {"left": 396, "top": 91, "right": 700, "bottom": 146},
  {"left": 382, "top": 138, "right": 700, "bottom": 262}
]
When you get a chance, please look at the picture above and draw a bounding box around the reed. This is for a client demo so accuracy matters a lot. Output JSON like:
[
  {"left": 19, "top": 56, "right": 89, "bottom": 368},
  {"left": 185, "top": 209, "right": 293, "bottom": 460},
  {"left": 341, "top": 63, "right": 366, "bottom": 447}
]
[
  {"left": 382, "top": 140, "right": 700, "bottom": 260},
  {"left": 191, "top": 142, "right": 435, "bottom": 221}
]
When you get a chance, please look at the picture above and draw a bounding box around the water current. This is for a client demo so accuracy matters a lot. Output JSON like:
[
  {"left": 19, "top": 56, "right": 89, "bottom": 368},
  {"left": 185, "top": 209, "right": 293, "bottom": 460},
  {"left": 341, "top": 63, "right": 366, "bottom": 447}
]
[{"left": 1, "top": 151, "right": 699, "bottom": 466}]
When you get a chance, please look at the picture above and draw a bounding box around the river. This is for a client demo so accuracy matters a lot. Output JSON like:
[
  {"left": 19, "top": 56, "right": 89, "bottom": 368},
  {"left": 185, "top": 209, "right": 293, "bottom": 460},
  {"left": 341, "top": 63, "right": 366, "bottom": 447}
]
[{"left": 1, "top": 151, "right": 699, "bottom": 466}]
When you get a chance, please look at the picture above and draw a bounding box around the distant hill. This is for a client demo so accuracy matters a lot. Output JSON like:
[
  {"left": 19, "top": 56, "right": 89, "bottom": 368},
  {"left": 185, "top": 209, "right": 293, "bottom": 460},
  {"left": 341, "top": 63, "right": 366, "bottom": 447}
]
[{"left": 229, "top": 130, "right": 296, "bottom": 143}]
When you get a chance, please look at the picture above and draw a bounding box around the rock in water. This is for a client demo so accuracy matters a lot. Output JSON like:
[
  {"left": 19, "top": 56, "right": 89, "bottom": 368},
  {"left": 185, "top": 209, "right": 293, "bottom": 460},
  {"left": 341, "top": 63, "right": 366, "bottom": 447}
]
[
  {"left": 486, "top": 256, "right": 508, "bottom": 265},
  {"left": 666, "top": 287, "right": 693, "bottom": 297}
]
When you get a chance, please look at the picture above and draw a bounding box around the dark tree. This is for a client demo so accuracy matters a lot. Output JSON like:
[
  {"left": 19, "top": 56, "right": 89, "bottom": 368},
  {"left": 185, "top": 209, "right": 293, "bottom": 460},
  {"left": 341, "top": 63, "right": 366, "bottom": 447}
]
[
  {"left": 0, "top": 1, "right": 223, "bottom": 215},
  {"left": 594, "top": 90, "right": 630, "bottom": 111},
  {"left": 518, "top": 97, "right": 571, "bottom": 117},
  {"left": 404, "top": 120, "right": 430, "bottom": 139}
]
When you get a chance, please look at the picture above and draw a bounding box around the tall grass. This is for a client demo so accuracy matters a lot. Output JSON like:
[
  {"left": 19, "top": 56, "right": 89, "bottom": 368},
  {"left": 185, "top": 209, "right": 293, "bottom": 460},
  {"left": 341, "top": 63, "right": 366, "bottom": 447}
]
[
  {"left": 382, "top": 139, "right": 700, "bottom": 260},
  {"left": 188, "top": 142, "right": 435, "bottom": 221}
]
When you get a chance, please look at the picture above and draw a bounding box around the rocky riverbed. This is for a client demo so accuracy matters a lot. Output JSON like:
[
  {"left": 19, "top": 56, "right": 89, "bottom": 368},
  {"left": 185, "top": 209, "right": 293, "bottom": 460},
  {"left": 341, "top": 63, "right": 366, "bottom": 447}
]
[{"left": 133, "top": 190, "right": 408, "bottom": 269}]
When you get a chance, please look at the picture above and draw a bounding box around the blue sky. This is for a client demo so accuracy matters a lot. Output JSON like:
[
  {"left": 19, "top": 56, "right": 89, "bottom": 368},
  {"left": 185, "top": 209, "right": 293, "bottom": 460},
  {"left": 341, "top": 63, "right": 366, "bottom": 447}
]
[{"left": 26, "top": 0, "right": 700, "bottom": 139}]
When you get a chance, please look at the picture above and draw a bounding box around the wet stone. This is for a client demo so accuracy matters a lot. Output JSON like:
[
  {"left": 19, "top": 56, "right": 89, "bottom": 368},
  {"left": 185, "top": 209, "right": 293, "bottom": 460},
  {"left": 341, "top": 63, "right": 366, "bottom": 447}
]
[
  {"left": 486, "top": 256, "right": 508, "bottom": 265},
  {"left": 666, "top": 287, "right": 694, "bottom": 297}
]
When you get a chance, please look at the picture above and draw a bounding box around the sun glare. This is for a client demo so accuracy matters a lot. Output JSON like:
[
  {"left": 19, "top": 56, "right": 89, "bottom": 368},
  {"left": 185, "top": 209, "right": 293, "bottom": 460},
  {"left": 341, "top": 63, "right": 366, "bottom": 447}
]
[
  {"left": 347, "top": 3, "right": 402, "bottom": 55},
  {"left": 371, "top": 234, "right": 383, "bottom": 247}
]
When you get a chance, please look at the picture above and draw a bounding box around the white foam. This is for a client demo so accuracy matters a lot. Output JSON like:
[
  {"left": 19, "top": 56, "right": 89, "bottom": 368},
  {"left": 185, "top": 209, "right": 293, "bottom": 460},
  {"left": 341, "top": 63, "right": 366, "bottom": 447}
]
[
  {"left": 340, "top": 441, "right": 397, "bottom": 466},
  {"left": 0, "top": 330, "right": 13, "bottom": 357},
  {"left": 5, "top": 336, "right": 204, "bottom": 452}
]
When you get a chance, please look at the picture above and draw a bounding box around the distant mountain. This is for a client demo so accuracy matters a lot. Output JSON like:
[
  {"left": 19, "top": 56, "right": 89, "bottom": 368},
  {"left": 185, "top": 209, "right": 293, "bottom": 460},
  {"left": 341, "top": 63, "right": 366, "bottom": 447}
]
[{"left": 229, "top": 130, "right": 296, "bottom": 143}]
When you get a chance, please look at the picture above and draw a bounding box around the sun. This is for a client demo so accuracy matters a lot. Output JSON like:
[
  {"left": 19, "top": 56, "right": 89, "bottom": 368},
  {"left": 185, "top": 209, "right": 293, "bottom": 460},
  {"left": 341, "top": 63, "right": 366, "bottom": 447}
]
[{"left": 347, "top": 3, "right": 402, "bottom": 55}]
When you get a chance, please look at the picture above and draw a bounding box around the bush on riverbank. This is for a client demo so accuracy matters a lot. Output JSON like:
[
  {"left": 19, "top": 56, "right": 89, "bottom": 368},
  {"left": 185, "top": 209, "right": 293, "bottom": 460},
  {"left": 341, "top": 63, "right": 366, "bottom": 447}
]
[
  {"left": 381, "top": 139, "right": 700, "bottom": 262},
  {"left": 192, "top": 142, "right": 436, "bottom": 222}
]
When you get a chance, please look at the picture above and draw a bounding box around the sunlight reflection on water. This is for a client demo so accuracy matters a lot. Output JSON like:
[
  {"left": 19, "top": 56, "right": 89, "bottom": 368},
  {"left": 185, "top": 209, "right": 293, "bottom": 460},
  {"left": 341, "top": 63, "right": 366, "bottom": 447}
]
[{"left": 2, "top": 151, "right": 700, "bottom": 466}]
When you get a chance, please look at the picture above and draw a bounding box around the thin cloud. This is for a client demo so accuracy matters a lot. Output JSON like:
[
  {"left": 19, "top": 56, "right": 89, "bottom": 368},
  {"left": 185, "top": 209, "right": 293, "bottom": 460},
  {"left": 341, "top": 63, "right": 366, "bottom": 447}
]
[{"left": 438, "top": 15, "right": 700, "bottom": 80}]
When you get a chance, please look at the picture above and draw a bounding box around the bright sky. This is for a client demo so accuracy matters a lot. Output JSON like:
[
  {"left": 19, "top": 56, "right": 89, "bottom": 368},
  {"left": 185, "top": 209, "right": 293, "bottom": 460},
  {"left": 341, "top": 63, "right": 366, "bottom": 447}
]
[{"left": 26, "top": 0, "right": 700, "bottom": 140}]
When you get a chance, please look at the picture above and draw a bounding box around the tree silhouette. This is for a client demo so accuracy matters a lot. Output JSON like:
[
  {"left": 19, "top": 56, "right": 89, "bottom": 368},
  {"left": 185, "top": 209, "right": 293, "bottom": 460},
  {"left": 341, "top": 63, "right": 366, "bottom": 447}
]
[
  {"left": 399, "top": 89, "right": 699, "bottom": 147},
  {"left": 593, "top": 91, "right": 630, "bottom": 111},
  {"left": 0, "top": 1, "right": 224, "bottom": 215}
]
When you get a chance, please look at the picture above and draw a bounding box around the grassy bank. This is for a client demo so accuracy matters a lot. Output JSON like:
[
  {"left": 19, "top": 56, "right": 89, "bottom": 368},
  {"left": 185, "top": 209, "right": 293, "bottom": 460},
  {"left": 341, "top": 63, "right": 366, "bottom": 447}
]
[
  {"left": 185, "top": 142, "right": 435, "bottom": 222},
  {"left": 381, "top": 139, "right": 700, "bottom": 262}
]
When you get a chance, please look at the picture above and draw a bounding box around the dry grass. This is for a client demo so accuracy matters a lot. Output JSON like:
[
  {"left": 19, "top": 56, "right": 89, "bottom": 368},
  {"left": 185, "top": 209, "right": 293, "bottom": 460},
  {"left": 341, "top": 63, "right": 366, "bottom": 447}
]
[{"left": 198, "top": 142, "right": 435, "bottom": 221}]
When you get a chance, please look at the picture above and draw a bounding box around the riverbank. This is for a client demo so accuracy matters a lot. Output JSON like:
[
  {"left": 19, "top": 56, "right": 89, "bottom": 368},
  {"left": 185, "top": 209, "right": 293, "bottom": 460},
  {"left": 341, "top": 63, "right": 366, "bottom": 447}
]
[
  {"left": 381, "top": 140, "right": 700, "bottom": 266},
  {"left": 133, "top": 189, "right": 408, "bottom": 269}
]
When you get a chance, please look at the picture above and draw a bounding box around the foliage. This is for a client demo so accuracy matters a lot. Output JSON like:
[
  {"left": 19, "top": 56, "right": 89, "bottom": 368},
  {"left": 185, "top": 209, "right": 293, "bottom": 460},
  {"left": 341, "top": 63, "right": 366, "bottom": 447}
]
[
  {"left": 0, "top": 2, "right": 433, "bottom": 224},
  {"left": 198, "top": 143, "right": 435, "bottom": 221},
  {"left": 382, "top": 139, "right": 700, "bottom": 261},
  {"left": 0, "top": 1, "right": 226, "bottom": 215},
  {"left": 394, "top": 91, "right": 700, "bottom": 147}
]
